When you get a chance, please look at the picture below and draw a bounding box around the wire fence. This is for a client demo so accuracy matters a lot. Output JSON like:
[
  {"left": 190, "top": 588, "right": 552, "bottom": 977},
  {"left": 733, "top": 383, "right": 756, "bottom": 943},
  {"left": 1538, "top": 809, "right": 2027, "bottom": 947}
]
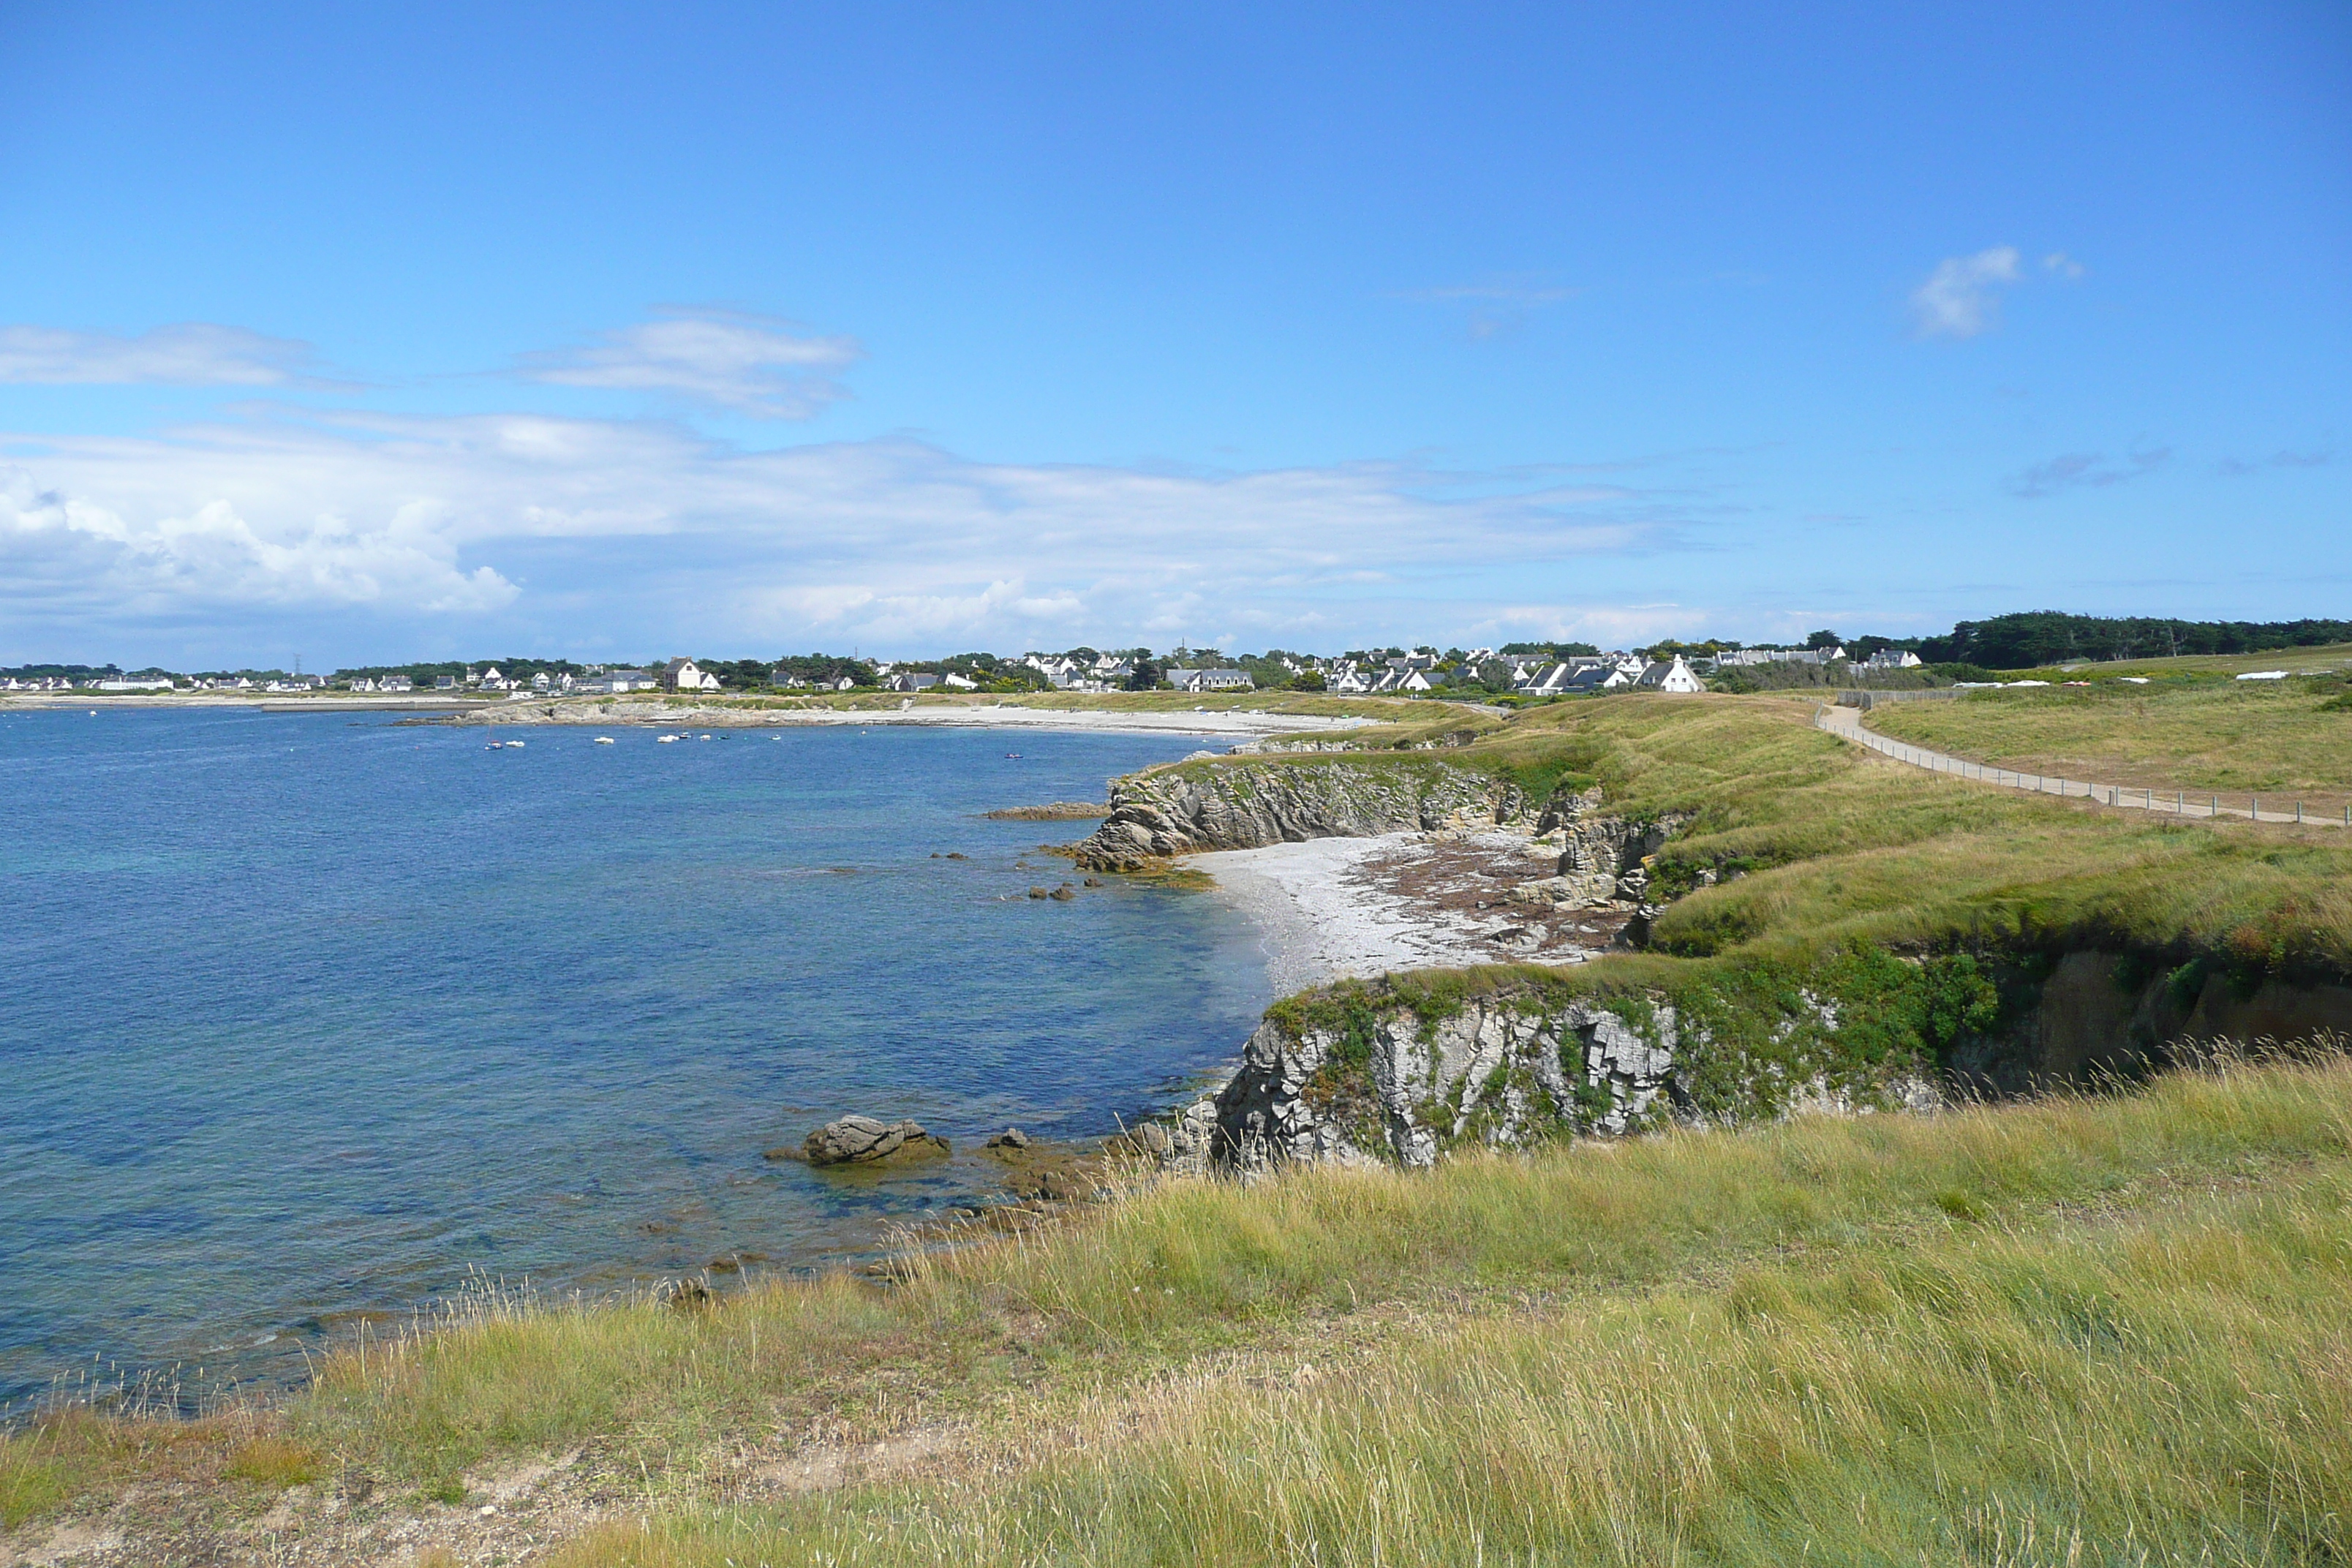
[{"left": 1813, "top": 704, "right": 2350, "bottom": 828}]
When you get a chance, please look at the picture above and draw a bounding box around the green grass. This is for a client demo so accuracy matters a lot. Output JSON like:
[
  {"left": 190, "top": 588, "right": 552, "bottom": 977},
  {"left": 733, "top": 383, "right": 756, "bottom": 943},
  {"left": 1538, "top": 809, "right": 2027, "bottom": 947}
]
[
  {"left": 1290, "top": 693, "right": 2352, "bottom": 974},
  {"left": 1866, "top": 676, "right": 2352, "bottom": 804},
  {"left": 262, "top": 1055, "right": 2348, "bottom": 1481},
  {"left": 18, "top": 1052, "right": 2352, "bottom": 1559},
  {"left": 288, "top": 1049, "right": 2352, "bottom": 1568}
]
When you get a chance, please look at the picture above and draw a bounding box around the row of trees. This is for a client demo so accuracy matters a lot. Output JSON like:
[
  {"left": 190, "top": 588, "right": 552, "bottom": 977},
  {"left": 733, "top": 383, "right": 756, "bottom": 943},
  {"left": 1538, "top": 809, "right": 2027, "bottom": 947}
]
[{"left": 1909, "top": 614, "right": 2352, "bottom": 669}]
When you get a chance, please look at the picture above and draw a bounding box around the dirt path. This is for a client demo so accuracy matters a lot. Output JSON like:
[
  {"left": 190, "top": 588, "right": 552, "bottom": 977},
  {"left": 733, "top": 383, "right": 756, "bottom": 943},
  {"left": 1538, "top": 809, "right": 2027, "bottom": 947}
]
[{"left": 1816, "top": 703, "right": 2351, "bottom": 828}]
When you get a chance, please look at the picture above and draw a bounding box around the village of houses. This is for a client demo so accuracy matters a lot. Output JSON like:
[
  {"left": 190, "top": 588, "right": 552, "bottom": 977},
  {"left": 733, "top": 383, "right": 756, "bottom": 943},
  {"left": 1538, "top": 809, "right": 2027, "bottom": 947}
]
[{"left": 0, "top": 642, "right": 1927, "bottom": 699}]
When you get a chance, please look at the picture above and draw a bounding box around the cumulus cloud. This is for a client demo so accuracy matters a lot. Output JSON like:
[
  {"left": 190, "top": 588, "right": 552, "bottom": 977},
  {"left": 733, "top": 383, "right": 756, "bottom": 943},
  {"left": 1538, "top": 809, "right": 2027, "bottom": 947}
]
[
  {"left": 2006, "top": 446, "right": 2171, "bottom": 499},
  {"left": 2042, "top": 252, "right": 2085, "bottom": 279},
  {"left": 1910, "top": 246, "right": 2022, "bottom": 339},
  {"left": 519, "top": 308, "right": 861, "bottom": 418},
  {"left": 0, "top": 467, "right": 517, "bottom": 621},
  {"left": 0, "top": 323, "right": 317, "bottom": 385},
  {"left": 0, "top": 408, "right": 1687, "bottom": 650}
]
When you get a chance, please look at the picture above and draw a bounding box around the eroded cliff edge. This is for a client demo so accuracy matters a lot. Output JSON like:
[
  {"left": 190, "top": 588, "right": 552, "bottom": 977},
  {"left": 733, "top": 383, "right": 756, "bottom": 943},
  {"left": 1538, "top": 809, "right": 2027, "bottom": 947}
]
[{"left": 1140, "top": 951, "right": 2352, "bottom": 1178}]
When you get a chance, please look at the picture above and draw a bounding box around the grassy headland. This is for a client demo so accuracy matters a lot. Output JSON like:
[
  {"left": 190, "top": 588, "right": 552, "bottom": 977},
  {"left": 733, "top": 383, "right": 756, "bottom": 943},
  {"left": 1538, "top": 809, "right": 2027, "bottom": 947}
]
[
  {"left": 1155, "top": 688, "right": 2352, "bottom": 975},
  {"left": 12, "top": 1051, "right": 2350, "bottom": 1562}
]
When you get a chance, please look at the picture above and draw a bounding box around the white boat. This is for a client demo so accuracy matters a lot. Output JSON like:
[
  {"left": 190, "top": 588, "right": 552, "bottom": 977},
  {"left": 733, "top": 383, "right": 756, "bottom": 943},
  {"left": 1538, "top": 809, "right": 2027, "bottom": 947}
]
[
  {"left": 485, "top": 740, "right": 503, "bottom": 749},
  {"left": 506, "top": 740, "right": 525, "bottom": 748},
  {"left": 698, "top": 733, "right": 713, "bottom": 741},
  {"left": 657, "top": 734, "right": 679, "bottom": 743},
  {"left": 594, "top": 736, "right": 617, "bottom": 745}
]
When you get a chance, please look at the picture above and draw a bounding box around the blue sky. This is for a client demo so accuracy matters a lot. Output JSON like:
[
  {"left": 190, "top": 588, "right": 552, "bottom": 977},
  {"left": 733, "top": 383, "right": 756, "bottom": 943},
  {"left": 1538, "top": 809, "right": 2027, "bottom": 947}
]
[{"left": 1, "top": 1, "right": 2345, "bottom": 666}]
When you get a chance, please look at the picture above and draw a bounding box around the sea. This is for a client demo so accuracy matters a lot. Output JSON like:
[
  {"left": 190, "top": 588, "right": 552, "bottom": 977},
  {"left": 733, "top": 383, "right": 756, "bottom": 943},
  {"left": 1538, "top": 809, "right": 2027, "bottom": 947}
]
[{"left": 0, "top": 706, "right": 1272, "bottom": 1414}]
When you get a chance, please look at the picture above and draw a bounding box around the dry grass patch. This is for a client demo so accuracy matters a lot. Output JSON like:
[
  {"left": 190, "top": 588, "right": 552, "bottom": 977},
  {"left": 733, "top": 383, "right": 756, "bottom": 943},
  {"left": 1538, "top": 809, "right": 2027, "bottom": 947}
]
[{"left": 549, "top": 1060, "right": 2352, "bottom": 1567}]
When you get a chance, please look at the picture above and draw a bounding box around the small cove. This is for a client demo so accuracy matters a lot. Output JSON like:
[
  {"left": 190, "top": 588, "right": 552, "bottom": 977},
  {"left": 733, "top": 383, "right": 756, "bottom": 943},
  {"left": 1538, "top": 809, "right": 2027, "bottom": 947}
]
[{"left": 0, "top": 709, "right": 1270, "bottom": 1412}]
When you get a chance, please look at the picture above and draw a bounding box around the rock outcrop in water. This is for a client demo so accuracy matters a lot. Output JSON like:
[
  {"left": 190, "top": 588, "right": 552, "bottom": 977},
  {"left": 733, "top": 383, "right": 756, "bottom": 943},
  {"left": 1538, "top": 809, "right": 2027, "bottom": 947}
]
[
  {"left": 798, "top": 1115, "right": 950, "bottom": 1165},
  {"left": 1073, "top": 759, "right": 1538, "bottom": 872}
]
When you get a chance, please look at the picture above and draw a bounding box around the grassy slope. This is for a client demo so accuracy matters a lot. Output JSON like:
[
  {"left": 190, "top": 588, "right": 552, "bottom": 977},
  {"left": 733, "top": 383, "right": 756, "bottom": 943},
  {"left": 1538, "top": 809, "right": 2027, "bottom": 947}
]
[
  {"left": 15, "top": 1053, "right": 2351, "bottom": 1562},
  {"left": 167, "top": 1057, "right": 2352, "bottom": 1562},
  {"left": 1385, "top": 692, "right": 2352, "bottom": 973},
  {"left": 1866, "top": 676, "right": 2352, "bottom": 804}
]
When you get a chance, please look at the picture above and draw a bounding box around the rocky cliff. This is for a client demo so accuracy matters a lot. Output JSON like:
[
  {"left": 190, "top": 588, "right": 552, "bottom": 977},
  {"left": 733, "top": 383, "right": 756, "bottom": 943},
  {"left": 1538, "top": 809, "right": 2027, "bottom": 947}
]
[
  {"left": 1153, "top": 949, "right": 2352, "bottom": 1178},
  {"left": 1157, "top": 970, "right": 1945, "bottom": 1176},
  {"left": 1073, "top": 758, "right": 1539, "bottom": 871}
]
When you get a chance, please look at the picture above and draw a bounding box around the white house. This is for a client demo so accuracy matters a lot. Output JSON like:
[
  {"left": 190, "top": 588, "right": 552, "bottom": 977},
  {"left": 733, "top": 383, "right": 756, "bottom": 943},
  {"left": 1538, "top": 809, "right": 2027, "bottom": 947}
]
[
  {"left": 1166, "top": 667, "right": 1256, "bottom": 693},
  {"left": 1328, "top": 668, "right": 1374, "bottom": 695},
  {"left": 1515, "top": 663, "right": 1572, "bottom": 696},
  {"left": 1864, "top": 649, "right": 1923, "bottom": 670},
  {"left": 941, "top": 672, "right": 979, "bottom": 690},
  {"left": 381, "top": 674, "right": 413, "bottom": 693},
  {"left": 889, "top": 673, "right": 940, "bottom": 693},
  {"left": 661, "top": 657, "right": 721, "bottom": 693},
  {"left": 1636, "top": 655, "right": 1705, "bottom": 694}
]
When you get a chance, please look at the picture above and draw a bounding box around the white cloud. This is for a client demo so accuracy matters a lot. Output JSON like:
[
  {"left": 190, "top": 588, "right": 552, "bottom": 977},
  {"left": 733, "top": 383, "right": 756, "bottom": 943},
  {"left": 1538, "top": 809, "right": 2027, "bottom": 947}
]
[
  {"left": 0, "top": 407, "right": 1687, "bottom": 652},
  {"left": 1910, "top": 247, "right": 2022, "bottom": 339},
  {"left": 520, "top": 308, "right": 861, "bottom": 418},
  {"left": 0, "top": 467, "right": 517, "bottom": 619},
  {"left": 2042, "top": 252, "right": 2086, "bottom": 279},
  {"left": 0, "top": 323, "right": 317, "bottom": 386}
]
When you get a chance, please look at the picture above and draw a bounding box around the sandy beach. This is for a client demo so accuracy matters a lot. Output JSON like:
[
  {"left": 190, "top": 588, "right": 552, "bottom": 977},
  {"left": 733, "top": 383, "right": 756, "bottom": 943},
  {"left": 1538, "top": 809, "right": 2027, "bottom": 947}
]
[
  {"left": 454, "top": 698, "right": 1387, "bottom": 740},
  {"left": 0, "top": 693, "right": 1390, "bottom": 741},
  {"left": 1190, "top": 830, "right": 1630, "bottom": 992}
]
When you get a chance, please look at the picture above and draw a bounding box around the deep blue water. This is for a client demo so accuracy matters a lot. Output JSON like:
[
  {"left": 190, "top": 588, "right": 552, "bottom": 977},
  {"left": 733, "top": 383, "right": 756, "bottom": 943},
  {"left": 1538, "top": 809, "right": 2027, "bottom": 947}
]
[{"left": 0, "top": 709, "right": 1268, "bottom": 1411}]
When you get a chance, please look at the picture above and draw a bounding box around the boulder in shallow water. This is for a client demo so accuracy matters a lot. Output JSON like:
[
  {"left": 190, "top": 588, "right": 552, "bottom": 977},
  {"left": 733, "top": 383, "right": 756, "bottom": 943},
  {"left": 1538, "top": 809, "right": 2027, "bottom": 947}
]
[
  {"left": 803, "top": 1115, "right": 944, "bottom": 1166},
  {"left": 985, "top": 1126, "right": 1032, "bottom": 1150}
]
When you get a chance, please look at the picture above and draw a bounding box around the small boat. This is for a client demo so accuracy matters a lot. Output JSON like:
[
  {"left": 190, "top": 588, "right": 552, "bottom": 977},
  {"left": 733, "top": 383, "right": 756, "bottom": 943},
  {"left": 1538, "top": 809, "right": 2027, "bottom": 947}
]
[
  {"left": 657, "top": 734, "right": 679, "bottom": 744},
  {"left": 698, "top": 733, "right": 713, "bottom": 741},
  {"left": 485, "top": 740, "right": 503, "bottom": 749},
  {"left": 1006, "top": 751, "right": 1021, "bottom": 759},
  {"left": 594, "top": 736, "right": 616, "bottom": 745},
  {"left": 506, "top": 739, "right": 525, "bottom": 748}
]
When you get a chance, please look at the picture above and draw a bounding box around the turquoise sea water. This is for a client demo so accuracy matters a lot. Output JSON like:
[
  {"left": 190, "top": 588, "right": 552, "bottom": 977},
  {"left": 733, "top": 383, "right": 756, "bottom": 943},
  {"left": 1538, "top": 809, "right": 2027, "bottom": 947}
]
[{"left": 0, "top": 709, "right": 1269, "bottom": 1412}]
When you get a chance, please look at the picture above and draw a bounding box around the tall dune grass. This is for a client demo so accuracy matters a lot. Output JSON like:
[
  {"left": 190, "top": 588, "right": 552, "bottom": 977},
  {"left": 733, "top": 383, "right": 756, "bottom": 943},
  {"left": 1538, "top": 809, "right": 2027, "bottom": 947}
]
[
  {"left": 546, "top": 1057, "right": 2352, "bottom": 1565},
  {"left": 291, "top": 1055, "right": 2352, "bottom": 1498}
]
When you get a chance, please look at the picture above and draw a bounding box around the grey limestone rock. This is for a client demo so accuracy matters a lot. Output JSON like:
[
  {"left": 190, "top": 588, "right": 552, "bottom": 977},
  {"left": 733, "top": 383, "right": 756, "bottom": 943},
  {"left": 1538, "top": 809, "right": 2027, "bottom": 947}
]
[
  {"left": 803, "top": 1115, "right": 946, "bottom": 1166},
  {"left": 1073, "top": 761, "right": 1538, "bottom": 872}
]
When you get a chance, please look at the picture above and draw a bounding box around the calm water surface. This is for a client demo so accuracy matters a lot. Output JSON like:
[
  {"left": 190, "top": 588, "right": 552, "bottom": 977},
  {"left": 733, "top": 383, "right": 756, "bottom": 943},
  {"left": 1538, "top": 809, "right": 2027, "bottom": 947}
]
[{"left": 0, "top": 709, "right": 1270, "bottom": 1411}]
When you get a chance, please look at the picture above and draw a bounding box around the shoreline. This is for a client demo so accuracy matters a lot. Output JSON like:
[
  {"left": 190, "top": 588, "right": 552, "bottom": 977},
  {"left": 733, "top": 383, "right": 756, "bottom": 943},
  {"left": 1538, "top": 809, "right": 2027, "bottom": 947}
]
[
  {"left": 1, "top": 693, "right": 1388, "bottom": 739},
  {"left": 1187, "top": 830, "right": 1617, "bottom": 995}
]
